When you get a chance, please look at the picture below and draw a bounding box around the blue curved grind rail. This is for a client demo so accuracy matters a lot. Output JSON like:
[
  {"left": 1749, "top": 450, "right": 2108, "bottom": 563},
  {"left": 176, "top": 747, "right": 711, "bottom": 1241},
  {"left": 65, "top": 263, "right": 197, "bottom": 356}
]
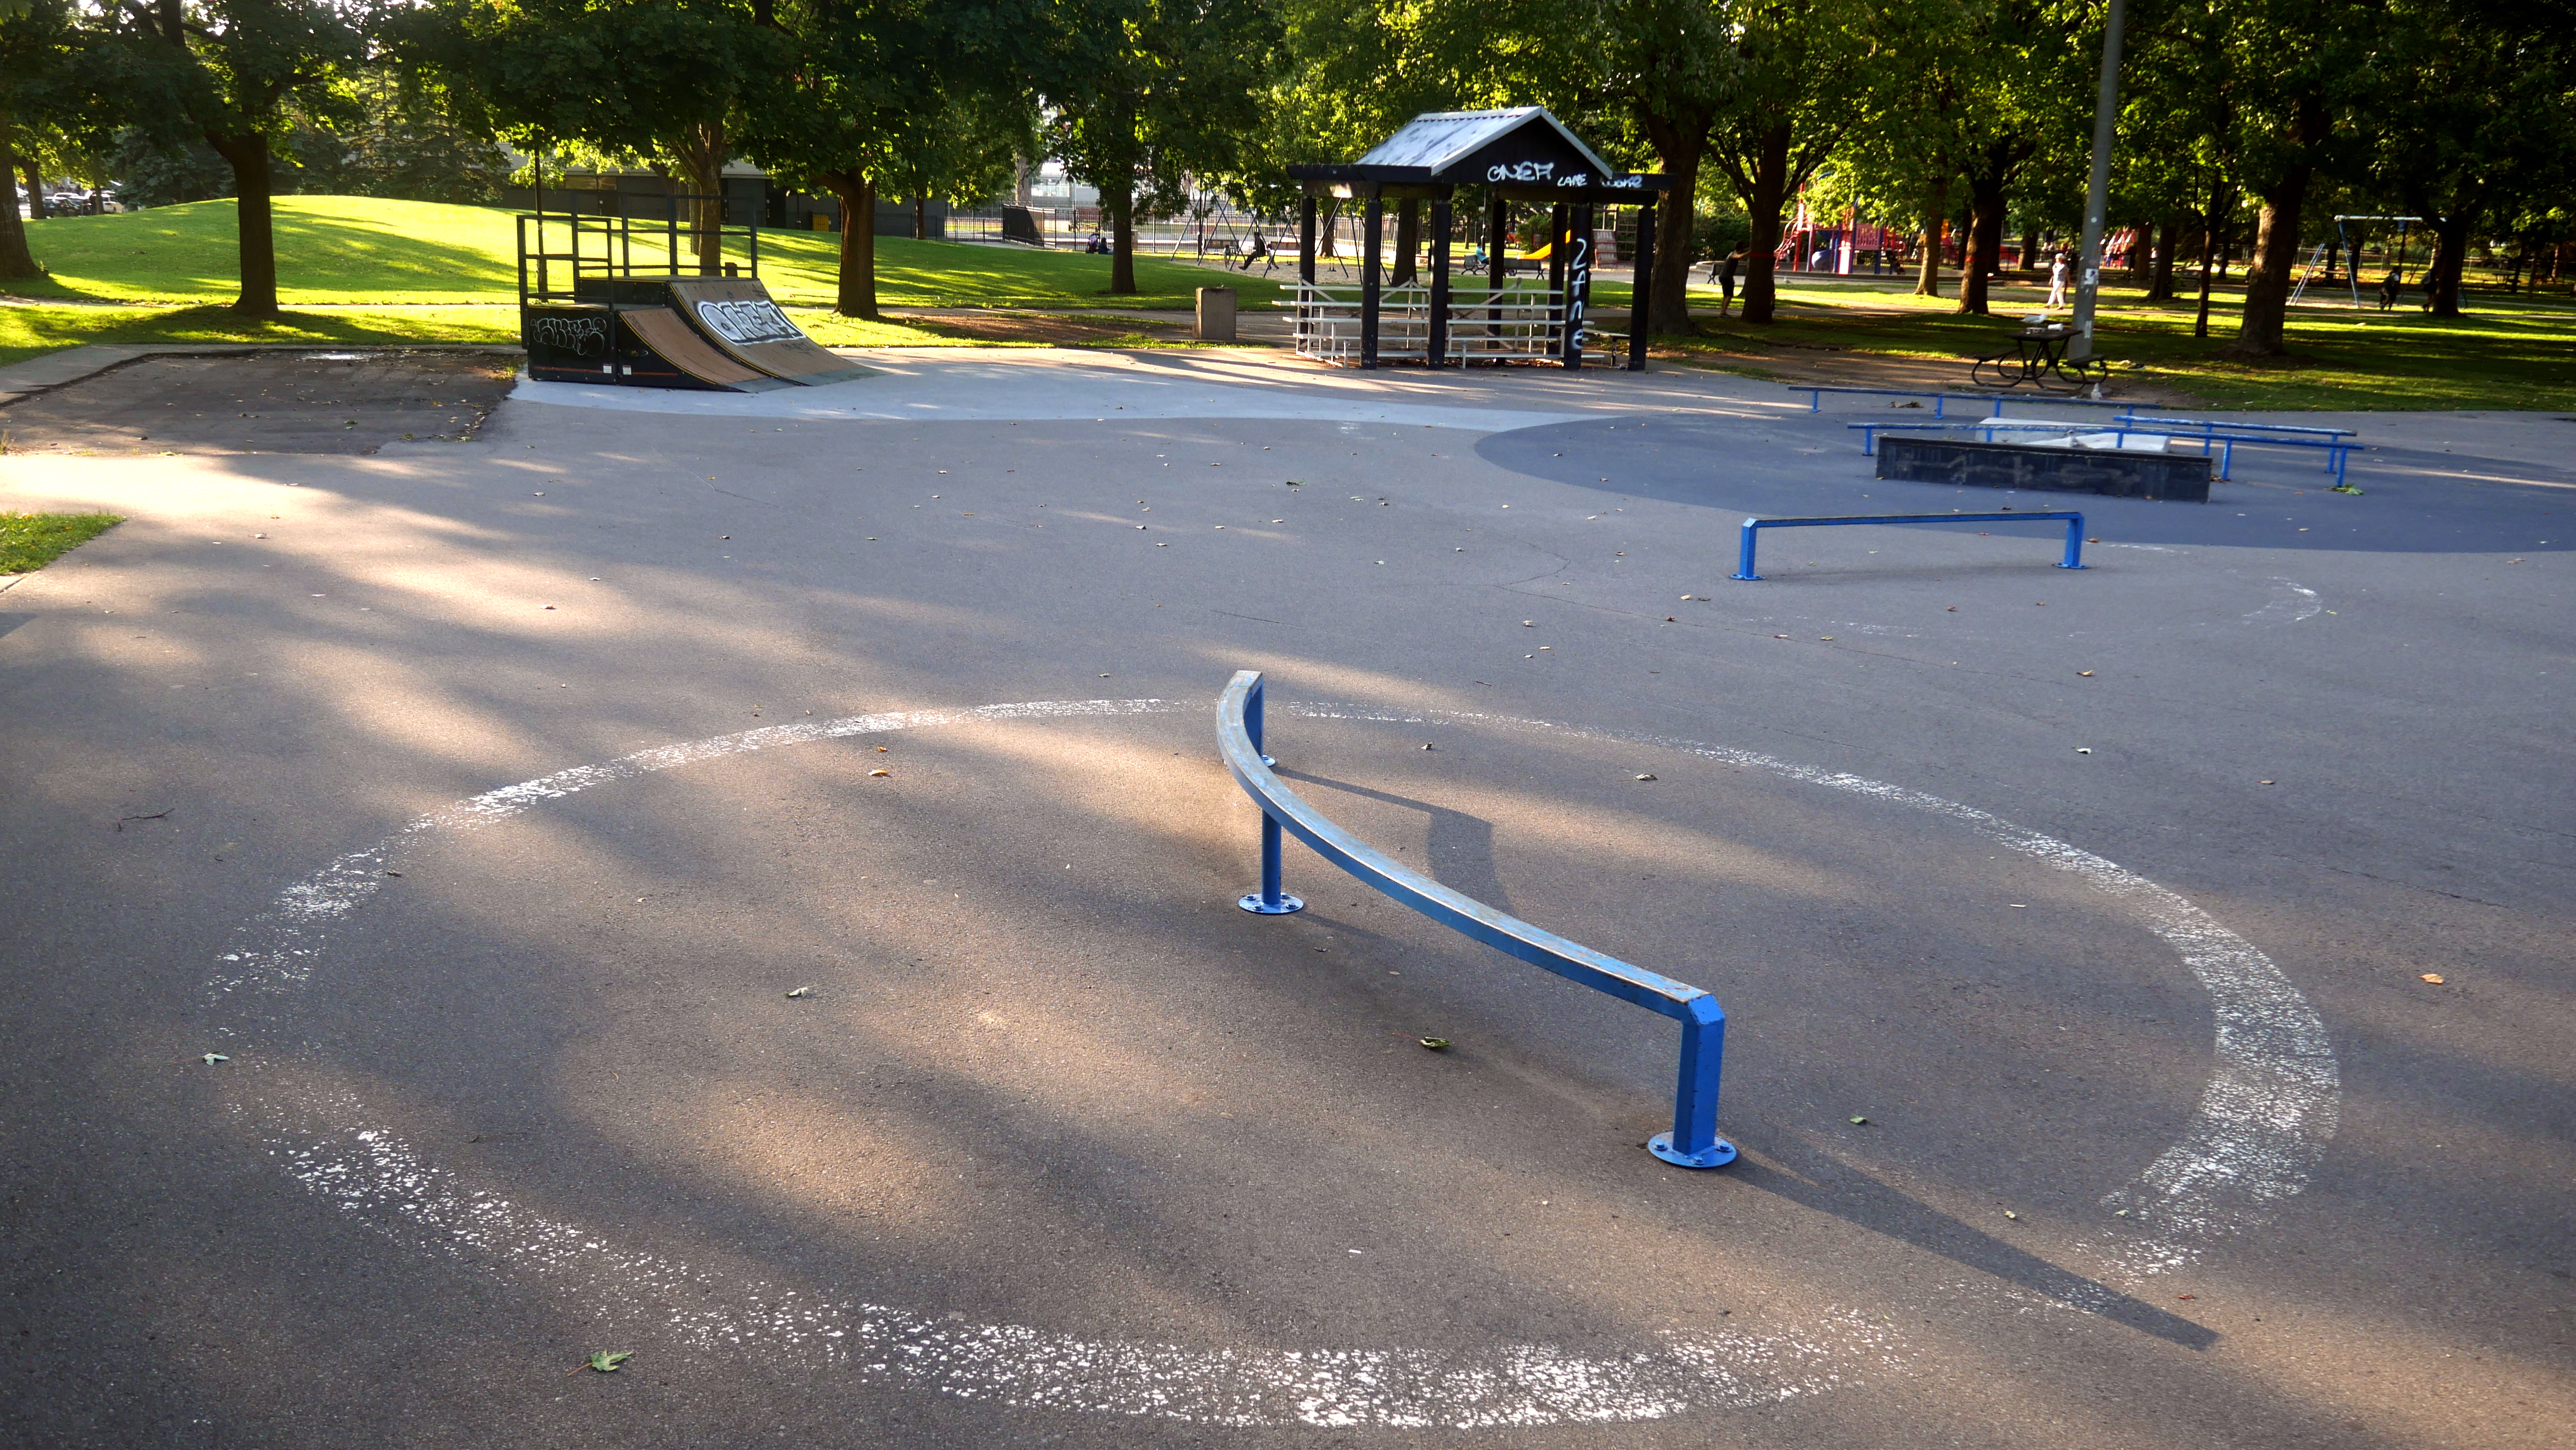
[
  {"left": 1733, "top": 511, "right": 2085, "bottom": 581},
  {"left": 1217, "top": 670, "right": 1736, "bottom": 1168}
]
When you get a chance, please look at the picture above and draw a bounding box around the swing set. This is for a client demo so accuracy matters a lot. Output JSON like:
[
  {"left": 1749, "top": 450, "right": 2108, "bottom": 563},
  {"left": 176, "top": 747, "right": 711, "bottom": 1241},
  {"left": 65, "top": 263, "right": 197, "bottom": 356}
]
[{"left": 2291, "top": 215, "right": 2426, "bottom": 305}]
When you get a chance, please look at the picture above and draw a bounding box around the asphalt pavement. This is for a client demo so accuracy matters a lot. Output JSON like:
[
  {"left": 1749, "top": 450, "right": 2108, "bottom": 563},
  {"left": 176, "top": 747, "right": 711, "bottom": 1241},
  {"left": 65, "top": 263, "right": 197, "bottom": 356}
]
[{"left": 2, "top": 348, "right": 2569, "bottom": 1449}]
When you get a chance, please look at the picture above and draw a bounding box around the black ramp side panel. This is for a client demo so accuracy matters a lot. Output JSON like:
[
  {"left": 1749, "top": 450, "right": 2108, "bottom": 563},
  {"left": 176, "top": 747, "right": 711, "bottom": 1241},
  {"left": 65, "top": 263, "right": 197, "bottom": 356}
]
[{"left": 1877, "top": 435, "right": 2212, "bottom": 502}]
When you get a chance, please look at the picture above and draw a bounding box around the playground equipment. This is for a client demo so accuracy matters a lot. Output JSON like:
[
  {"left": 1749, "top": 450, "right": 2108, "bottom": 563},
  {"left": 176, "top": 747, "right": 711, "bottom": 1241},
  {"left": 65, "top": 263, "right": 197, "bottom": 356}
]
[
  {"left": 2291, "top": 215, "right": 2425, "bottom": 306},
  {"left": 1218, "top": 671, "right": 1737, "bottom": 1168},
  {"left": 517, "top": 185, "right": 869, "bottom": 391}
]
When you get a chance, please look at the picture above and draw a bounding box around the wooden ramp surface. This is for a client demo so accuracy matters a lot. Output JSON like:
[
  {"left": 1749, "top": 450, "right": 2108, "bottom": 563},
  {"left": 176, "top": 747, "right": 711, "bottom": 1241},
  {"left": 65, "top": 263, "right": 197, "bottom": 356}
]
[
  {"left": 619, "top": 308, "right": 788, "bottom": 392},
  {"left": 665, "top": 278, "right": 875, "bottom": 385}
]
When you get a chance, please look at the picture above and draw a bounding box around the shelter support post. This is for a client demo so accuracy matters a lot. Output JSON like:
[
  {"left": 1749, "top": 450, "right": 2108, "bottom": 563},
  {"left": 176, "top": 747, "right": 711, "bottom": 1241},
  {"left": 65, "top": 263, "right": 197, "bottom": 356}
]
[
  {"left": 1487, "top": 193, "right": 1507, "bottom": 336},
  {"left": 1629, "top": 198, "right": 1655, "bottom": 371},
  {"left": 1428, "top": 199, "right": 1452, "bottom": 368},
  {"left": 1298, "top": 196, "right": 1317, "bottom": 351},
  {"left": 1561, "top": 203, "right": 1591, "bottom": 369},
  {"left": 1361, "top": 192, "right": 1383, "bottom": 369}
]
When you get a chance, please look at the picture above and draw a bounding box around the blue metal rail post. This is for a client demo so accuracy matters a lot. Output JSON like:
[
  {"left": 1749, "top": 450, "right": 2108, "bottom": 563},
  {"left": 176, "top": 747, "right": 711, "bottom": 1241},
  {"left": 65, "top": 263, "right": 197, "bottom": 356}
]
[
  {"left": 1220, "top": 671, "right": 1736, "bottom": 1168},
  {"left": 1733, "top": 511, "right": 2086, "bottom": 581}
]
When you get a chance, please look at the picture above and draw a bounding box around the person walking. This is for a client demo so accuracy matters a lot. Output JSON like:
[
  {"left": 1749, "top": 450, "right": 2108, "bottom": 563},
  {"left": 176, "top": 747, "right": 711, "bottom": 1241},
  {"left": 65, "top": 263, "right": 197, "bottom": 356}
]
[
  {"left": 2046, "top": 250, "right": 2071, "bottom": 308},
  {"left": 2377, "top": 269, "right": 2401, "bottom": 310},
  {"left": 1717, "top": 247, "right": 1744, "bottom": 316}
]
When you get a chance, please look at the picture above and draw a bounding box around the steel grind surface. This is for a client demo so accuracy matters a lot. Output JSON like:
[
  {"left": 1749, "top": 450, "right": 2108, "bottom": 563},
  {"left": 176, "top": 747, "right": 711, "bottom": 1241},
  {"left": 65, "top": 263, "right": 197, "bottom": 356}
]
[{"left": 1, "top": 350, "right": 2569, "bottom": 1449}]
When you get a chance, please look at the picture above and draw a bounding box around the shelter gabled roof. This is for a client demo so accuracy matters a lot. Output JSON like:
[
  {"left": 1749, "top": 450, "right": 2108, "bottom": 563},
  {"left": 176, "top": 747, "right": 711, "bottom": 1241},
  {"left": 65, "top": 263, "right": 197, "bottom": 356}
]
[{"left": 1353, "top": 107, "right": 1616, "bottom": 185}]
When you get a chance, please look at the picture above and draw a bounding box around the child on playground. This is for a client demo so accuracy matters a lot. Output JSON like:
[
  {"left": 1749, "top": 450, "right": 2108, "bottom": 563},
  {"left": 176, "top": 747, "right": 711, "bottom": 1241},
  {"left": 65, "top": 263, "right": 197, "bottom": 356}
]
[{"left": 2377, "top": 270, "right": 2401, "bottom": 310}]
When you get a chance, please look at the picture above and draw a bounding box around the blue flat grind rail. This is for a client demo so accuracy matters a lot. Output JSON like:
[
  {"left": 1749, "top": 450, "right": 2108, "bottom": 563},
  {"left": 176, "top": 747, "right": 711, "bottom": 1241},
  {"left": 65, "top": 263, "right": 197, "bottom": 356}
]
[
  {"left": 1217, "top": 671, "right": 1737, "bottom": 1168},
  {"left": 1733, "top": 511, "right": 2086, "bottom": 580}
]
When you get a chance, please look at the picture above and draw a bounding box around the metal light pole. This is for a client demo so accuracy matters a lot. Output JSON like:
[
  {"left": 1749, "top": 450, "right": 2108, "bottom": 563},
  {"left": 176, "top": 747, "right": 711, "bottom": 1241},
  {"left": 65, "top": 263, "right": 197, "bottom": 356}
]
[{"left": 2069, "top": 0, "right": 2127, "bottom": 360}]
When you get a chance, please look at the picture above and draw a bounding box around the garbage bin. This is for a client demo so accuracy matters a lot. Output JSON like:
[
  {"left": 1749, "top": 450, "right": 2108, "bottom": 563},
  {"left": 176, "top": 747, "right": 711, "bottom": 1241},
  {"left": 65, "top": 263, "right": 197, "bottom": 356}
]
[{"left": 1197, "top": 286, "right": 1238, "bottom": 342}]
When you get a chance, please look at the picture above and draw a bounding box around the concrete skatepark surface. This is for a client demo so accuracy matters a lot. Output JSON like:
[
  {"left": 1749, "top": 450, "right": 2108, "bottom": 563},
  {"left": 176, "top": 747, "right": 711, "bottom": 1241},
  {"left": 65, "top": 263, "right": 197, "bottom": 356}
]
[{"left": 2, "top": 348, "right": 2569, "bottom": 1448}]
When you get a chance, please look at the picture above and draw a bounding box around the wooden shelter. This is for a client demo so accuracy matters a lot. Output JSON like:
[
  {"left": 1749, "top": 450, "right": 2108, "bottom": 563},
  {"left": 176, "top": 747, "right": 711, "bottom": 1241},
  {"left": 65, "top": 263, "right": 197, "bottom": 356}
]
[{"left": 1285, "top": 108, "right": 1668, "bottom": 371}]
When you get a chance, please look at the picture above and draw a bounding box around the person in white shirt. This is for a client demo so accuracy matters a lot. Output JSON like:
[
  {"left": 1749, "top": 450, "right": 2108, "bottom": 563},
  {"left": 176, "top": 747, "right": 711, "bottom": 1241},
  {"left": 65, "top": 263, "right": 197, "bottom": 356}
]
[{"left": 2047, "top": 251, "right": 2071, "bottom": 308}]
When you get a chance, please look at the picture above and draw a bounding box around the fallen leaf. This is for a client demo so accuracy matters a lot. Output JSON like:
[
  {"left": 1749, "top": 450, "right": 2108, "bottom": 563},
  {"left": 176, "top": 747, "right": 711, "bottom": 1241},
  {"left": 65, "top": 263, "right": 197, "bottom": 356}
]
[
  {"left": 1945, "top": 605, "right": 1957, "bottom": 611},
  {"left": 786, "top": 985, "right": 815, "bottom": 998},
  {"left": 2078, "top": 670, "right": 2095, "bottom": 677},
  {"left": 1418, "top": 1037, "right": 1451, "bottom": 1050},
  {"left": 2076, "top": 747, "right": 2091, "bottom": 754},
  {"left": 2003, "top": 1210, "right": 2019, "bottom": 1220},
  {"left": 2259, "top": 779, "right": 2275, "bottom": 785},
  {"left": 1634, "top": 773, "right": 1657, "bottom": 781},
  {"left": 2419, "top": 973, "right": 2445, "bottom": 985},
  {"left": 577, "top": 1351, "right": 633, "bottom": 1374},
  {"left": 2177, "top": 1294, "right": 2195, "bottom": 1301},
  {"left": 201, "top": 1053, "right": 228, "bottom": 1065},
  {"left": 868, "top": 768, "right": 891, "bottom": 778},
  {"left": 1848, "top": 1116, "right": 1869, "bottom": 1125}
]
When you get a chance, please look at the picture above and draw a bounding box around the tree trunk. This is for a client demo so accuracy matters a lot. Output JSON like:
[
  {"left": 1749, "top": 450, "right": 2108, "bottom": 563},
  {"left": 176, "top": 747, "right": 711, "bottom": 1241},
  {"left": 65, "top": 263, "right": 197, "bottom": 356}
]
[
  {"left": 2126, "top": 222, "right": 2152, "bottom": 284},
  {"left": 1957, "top": 167, "right": 2007, "bottom": 314},
  {"left": 1391, "top": 199, "right": 1418, "bottom": 286},
  {"left": 20, "top": 155, "right": 43, "bottom": 221},
  {"left": 1734, "top": 123, "right": 1792, "bottom": 324},
  {"left": 2231, "top": 160, "right": 2312, "bottom": 356},
  {"left": 822, "top": 171, "right": 878, "bottom": 318},
  {"left": 1915, "top": 175, "right": 1947, "bottom": 297},
  {"left": 671, "top": 123, "right": 726, "bottom": 270},
  {"left": 2022, "top": 224, "right": 2041, "bottom": 277},
  {"left": 1107, "top": 180, "right": 1135, "bottom": 294},
  {"left": 0, "top": 111, "right": 42, "bottom": 278},
  {"left": 208, "top": 132, "right": 279, "bottom": 318},
  {"left": 1318, "top": 199, "right": 1338, "bottom": 259},
  {"left": 2422, "top": 210, "right": 2472, "bottom": 316},
  {"left": 1639, "top": 107, "right": 1713, "bottom": 334},
  {"left": 913, "top": 195, "right": 927, "bottom": 241},
  {"left": 2192, "top": 186, "right": 2227, "bottom": 339}
]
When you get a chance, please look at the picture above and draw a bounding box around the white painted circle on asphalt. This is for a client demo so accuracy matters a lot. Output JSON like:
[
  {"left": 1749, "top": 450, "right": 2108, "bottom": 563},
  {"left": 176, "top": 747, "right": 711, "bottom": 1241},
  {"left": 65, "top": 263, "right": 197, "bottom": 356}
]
[{"left": 206, "top": 696, "right": 2335, "bottom": 1428}]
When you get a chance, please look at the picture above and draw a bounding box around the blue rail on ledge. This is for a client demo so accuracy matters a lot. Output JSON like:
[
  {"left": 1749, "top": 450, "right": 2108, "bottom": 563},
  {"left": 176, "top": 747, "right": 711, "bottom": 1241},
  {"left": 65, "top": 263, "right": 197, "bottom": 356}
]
[{"left": 1217, "top": 670, "right": 1736, "bottom": 1168}]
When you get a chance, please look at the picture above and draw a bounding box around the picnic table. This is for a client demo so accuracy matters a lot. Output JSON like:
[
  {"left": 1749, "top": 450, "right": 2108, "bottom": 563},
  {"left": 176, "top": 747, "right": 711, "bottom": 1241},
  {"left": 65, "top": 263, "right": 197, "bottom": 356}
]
[{"left": 1971, "top": 323, "right": 2108, "bottom": 393}]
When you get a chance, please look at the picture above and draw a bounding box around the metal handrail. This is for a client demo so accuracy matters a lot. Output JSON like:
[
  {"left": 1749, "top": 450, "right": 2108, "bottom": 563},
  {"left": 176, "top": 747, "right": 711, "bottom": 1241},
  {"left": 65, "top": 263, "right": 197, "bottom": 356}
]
[
  {"left": 1217, "top": 671, "right": 1736, "bottom": 1168},
  {"left": 1732, "top": 511, "right": 2086, "bottom": 580}
]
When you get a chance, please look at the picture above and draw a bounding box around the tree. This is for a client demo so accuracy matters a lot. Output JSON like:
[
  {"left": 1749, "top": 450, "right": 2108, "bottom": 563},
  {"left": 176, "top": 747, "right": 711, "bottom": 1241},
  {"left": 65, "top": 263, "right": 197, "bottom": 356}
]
[
  {"left": 738, "top": 0, "right": 1023, "bottom": 317},
  {"left": 1040, "top": 0, "right": 1278, "bottom": 295},
  {"left": 411, "top": 0, "right": 789, "bottom": 266},
  {"left": 91, "top": 0, "right": 367, "bottom": 315},
  {"left": 1705, "top": 0, "right": 1880, "bottom": 323},
  {"left": 2186, "top": 0, "right": 2375, "bottom": 355},
  {"left": 287, "top": 70, "right": 509, "bottom": 204},
  {"left": 2366, "top": 0, "right": 2575, "bottom": 315},
  {"left": 0, "top": 0, "right": 79, "bottom": 277},
  {"left": 878, "top": 94, "right": 1034, "bottom": 240}
]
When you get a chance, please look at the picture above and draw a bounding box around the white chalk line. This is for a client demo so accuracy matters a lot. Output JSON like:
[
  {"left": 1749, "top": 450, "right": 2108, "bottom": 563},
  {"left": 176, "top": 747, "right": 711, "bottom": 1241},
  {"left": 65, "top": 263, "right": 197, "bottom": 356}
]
[
  {"left": 1293, "top": 705, "right": 2338, "bottom": 1287},
  {"left": 2244, "top": 579, "right": 2324, "bottom": 625},
  {"left": 207, "top": 694, "right": 2335, "bottom": 1424}
]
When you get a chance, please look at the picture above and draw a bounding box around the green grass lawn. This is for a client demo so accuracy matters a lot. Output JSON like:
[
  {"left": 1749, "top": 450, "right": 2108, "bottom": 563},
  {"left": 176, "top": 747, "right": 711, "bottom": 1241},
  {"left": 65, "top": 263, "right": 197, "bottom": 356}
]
[
  {"left": 0, "top": 512, "right": 121, "bottom": 573},
  {"left": 0, "top": 304, "right": 523, "bottom": 369},
  {"left": 4, "top": 196, "right": 1281, "bottom": 310},
  {"left": 1, "top": 197, "right": 2566, "bottom": 410},
  {"left": 1665, "top": 272, "right": 2576, "bottom": 411}
]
